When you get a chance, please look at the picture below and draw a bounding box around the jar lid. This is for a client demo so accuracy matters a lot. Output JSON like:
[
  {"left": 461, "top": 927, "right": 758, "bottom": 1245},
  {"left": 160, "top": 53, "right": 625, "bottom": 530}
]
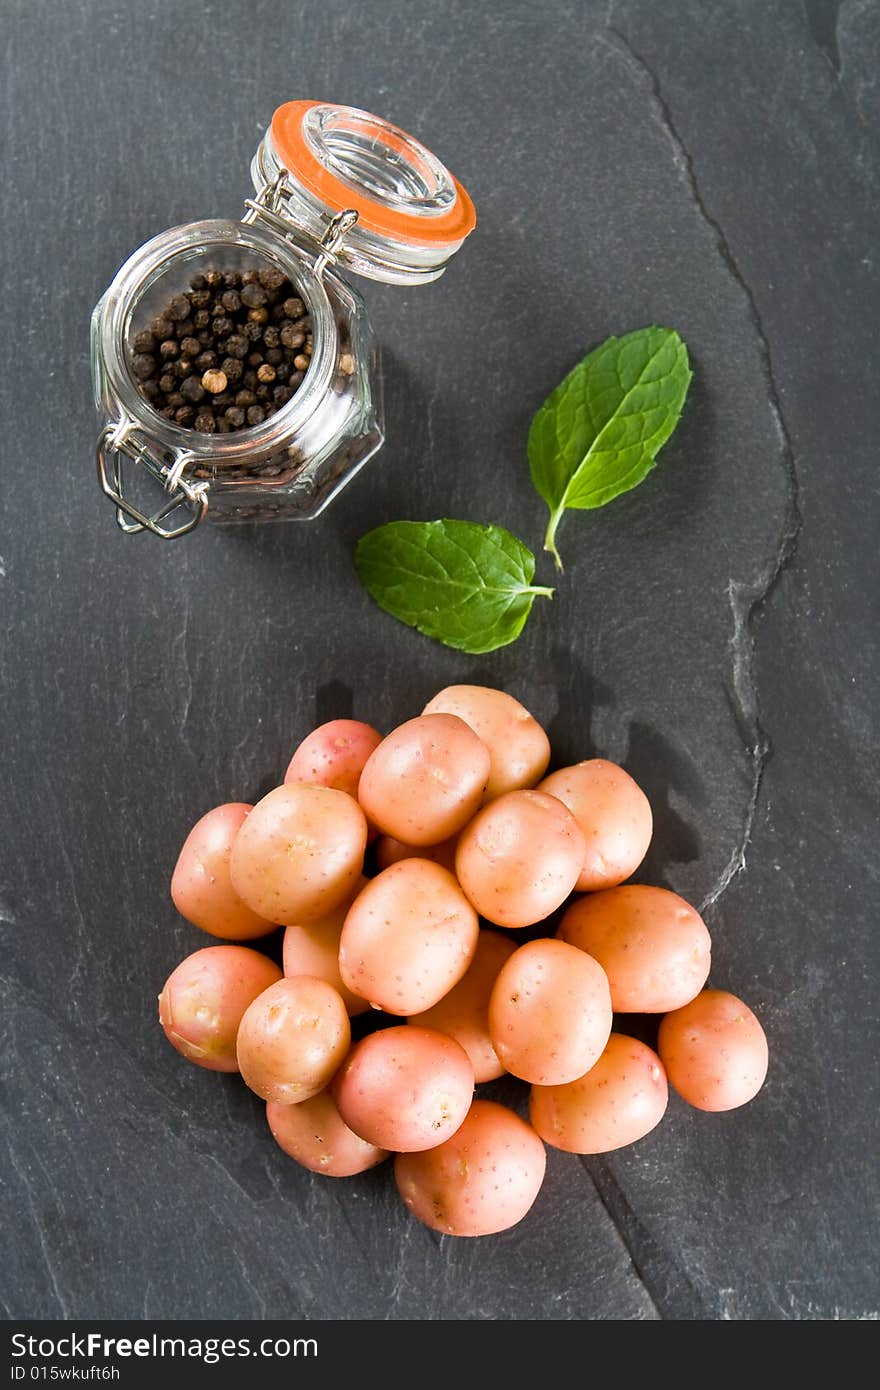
[{"left": 265, "top": 101, "right": 476, "bottom": 284}]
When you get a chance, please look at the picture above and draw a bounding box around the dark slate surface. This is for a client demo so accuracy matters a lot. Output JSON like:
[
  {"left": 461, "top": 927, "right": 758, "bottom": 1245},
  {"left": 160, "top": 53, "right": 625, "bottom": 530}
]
[{"left": 1, "top": 0, "right": 877, "bottom": 1321}]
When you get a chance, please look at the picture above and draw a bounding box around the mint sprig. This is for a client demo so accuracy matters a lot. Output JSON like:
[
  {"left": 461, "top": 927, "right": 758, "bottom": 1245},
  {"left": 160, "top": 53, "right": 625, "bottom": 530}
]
[
  {"left": 353, "top": 326, "right": 691, "bottom": 652},
  {"left": 354, "top": 519, "right": 553, "bottom": 655},
  {"left": 528, "top": 326, "right": 692, "bottom": 569}
]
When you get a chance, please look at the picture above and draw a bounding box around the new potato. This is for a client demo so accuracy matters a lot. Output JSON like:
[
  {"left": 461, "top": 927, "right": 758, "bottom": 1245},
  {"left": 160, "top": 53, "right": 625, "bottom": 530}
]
[
  {"left": 282, "top": 876, "right": 369, "bottom": 1016},
  {"left": 284, "top": 718, "right": 383, "bottom": 798},
  {"left": 538, "top": 759, "right": 652, "bottom": 891},
  {"left": 171, "top": 803, "right": 274, "bottom": 941},
  {"left": 409, "top": 928, "right": 517, "bottom": 1082},
  {"left": 236, "top": 976, "right": 351, "bottom": 1105},
  {"left": 558, "top": 885, "right": 711, "bottom": 1012},
  {"left": 530, "top": 1033, "right": 668, "bottom": 1153},
  {"left": 488, "top": 938, "right": 612, "bottom": 1085},
  {"left": 229, "top": 783, "right": 367, "bottom": 926},
  {"left": 357, "top": 713, "right": 490, "bottom": 845},
  {"left": 332, "top": 1026, "right": 474, "bottom": 1152},
  {"left": 422, "top": 685, "right": 550, "bottom": 800},
  {"left": 395, "top": 1099, "right": 546, "bottom": 1236},
  {"left": 455, "top": 789, "right": 586, "bottom": 928},
  {"left": 338, "top": 859, "right": 478, "bottom": 1016},
  {"left": 267, "top": 1094, "right": 388, "bottom": 1177},
  {"left": 658, "top": 989, "right": 769, "bottom": 1112},
  {"left": 158, "top": 945, "right": 282, "bottom": 1072}
]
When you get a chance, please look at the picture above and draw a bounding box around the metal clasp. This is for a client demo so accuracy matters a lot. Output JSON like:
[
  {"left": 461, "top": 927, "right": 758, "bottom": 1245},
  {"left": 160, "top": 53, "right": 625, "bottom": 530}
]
[
  {"left": 242, "top": 169, "right": 358, "bottom": 279},
  {"left": 96, "top": 421, "right": 208, "bottom": 539}
]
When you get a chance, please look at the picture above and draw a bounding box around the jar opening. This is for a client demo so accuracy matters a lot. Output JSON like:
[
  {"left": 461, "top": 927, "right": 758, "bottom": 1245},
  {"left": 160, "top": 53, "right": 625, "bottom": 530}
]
[
  {"left": 100, "top": 222, "right": 337, "bottom": 465},
  {"left": 301, "top": 105, "right": 457, "bottom": 218}
]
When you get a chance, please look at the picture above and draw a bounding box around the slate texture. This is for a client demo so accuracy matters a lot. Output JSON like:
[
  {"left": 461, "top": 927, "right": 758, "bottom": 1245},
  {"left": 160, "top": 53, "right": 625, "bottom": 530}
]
[{"left": 1, "top": 0, "right": 877, "bottom": 1321}]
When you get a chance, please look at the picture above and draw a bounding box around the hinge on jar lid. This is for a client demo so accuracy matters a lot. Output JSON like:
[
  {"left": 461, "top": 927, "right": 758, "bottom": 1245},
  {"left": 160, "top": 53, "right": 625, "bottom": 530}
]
[
  {"left": 242, "top": 169, "right": 359, "bottom": 279},
  {"left": 96, "top": 420, "right": 208, "bottom": 539}
]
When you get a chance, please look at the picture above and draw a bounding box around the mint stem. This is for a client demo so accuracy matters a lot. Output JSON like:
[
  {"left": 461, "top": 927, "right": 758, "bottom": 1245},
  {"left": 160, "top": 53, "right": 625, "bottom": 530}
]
[
  {"left": 526, "top": 585, "right": 555, "bottom": 599},
  {"left": 543, "top": 508, "right": 565, "bottom": 573}
]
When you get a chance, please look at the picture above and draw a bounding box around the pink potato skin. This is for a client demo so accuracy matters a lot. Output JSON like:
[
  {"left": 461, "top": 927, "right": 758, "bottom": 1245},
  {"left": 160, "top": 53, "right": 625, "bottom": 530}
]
[
  {"left": 658, "top": 989, "right": 769, "bottom": 1112},
  {"left": 408, "top": 929, "right": 517, "bottom": 1081},
  {"left": 170, "top": 804, "right": 274, "bottom": 941},
  {"left": 357, "top": 714, "right": 490, "bottom": 846},
  {"left": 229, "top": 783, "right": 367, "bottom": 926},
  {"left": 488, "top": 938, "right": 612, "bottom": 1085},
  {"left": 331, "top": 1026, "right": 474, "bottom": 1152},
  {"left": 282, "top": 876, "right": 369, "bottom": 1016},
  {"left": 284, "top": 719, "right": 383, "bottom": 798},
  {"left": 236, "top": 976, "right": 351, "bottom": 1105},
  {"left": 558, "top": 885, "right": 712, "bottom": 1013},
  {"left": 266, "top": 1095, "right": 388, "bottom": 1177},
  {"left": 338, "top": 860, "right": 478, "bottom": 1016},
  {"left": 454, "top": 789, "right": 587, "bottom": 929},
  {"left": 375, "top": 834, "right": 458, "bottom": 875},
  {"left": 530, "top": 1033, "right": 668, "bottom": 1154},
  {"left": 422, "top": 685, "right": 550, "bottom": 801},
  {"left": 395, "top": 1099, "right": 547, "bottom": 1237},
  {"left": 538, "top": 759, "right": 653, "bottom": 892},
  {"left": 158, "top": 946, "right": 282, "bottom": 1072}
]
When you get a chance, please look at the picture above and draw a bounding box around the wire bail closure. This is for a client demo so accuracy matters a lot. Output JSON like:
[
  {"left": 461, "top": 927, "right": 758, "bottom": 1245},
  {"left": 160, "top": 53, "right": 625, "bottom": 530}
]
[
  {"left": 241, "top": 168, "right": 359, "bottom": 278},
  {"left": 96, "top": 421, "right": 208, "bottom": 539}
]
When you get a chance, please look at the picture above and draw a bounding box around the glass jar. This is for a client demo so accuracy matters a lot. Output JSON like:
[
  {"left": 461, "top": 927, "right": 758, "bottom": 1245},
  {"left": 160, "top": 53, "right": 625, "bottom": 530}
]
[{"left": 91, "top": 101, "right": 475, "bottom": 538}]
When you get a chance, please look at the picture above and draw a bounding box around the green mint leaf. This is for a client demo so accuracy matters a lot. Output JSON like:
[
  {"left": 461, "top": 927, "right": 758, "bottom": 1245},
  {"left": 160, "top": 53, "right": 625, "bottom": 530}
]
[
  {"left": 354, "top": 519, "right": 554, "bottom": 654},
  {"left": 528, "top": 326, "right": 692, "bottom": 569}
]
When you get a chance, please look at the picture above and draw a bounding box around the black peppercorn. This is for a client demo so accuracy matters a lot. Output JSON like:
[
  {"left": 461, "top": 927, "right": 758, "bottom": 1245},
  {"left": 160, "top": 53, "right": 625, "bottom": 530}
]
[
  {"left": 224, "top": 406, "right": 246, "bottom": 429},
  {"left": 175, "top": 405, "right": 196, "bottom": 427},
  {"left": 139, "top": 380, "right": 160, "bottom": 401},
  {"left": 190, "top": 273, "right": 206, "bottom": 290},
  {"left": 159, "top": 339, "right": 179, "bottom": 360},
  {"left": 204, "top": 270, "right": 223, "bottom": 289},
  {"left": 282, "top": 297, "right": 305, "bottom": 319},
  {"left": 193, "top": 309, "right": 210, "bottom": 330},
  {"left": 221, "top": 289, "right": 241, "bottom": 313},
  {"left": 247, "top": 307, "right": 269, "bottom": 325},
  {"left": 241, "top": 269, "right": 261, "bottom": 285},
  {"left": 133, "top": 330, "right": 156, "bottom": 354},
  {"left": 195, "top": 351, "right": 217, "bottom": 371},
  {"left": 225, "top": 334, "right": 248, "bottom": 360},
  {"left": 280, "top": 324, "right": 304, "bottom": 350},
  {"left": 243, "top": 321, "right": 263, "bottom": 342},
  {"left": 273, "top": 384, "right": 293, "bottom": 406},
  {"left": 194, "top": 410, "right": 217, "bottom": 432},
  {"left": 221, "top": 357, "right": 244, "bottom": 385},
  {"left": 174, "top": 318, "right": 194, "bottom": 339},
  {"left": 235, "top": 389, "right": 257, "bottom": 407},
  {"left": 150, "top": 316, "right": 174, "bottom": 340},
  {"left": 246, "top": 405, "right": 265, "bottom": 425},
  {"left": 168, "top": 293, "right": 191, "bottom": 321},
  {"left": 240, "top": 282, "right": 268, "bottom": 309},
  {"left": 166, "top": 391, "right": 185, "bottom": 408},
  {"left": 159, "top": 373, "right": 175, "bottom": 393},
  {"left": 180, "top": 376, "right": 206, "bottom": 404},
  {"left": 180, "top": 337, "right": 201, "bottom": 358},
  {"left": 265, "top": 347, "right": 283, "bottom": 366},
  {"left": 262, "top": 325, "right": 280, "bottom": 349},
  {"left": 223, "top": 271, "right": 242, "bottom": 289},
  {"left": 212, "top": 317, "right": 233, "bottom": 339},
  {"left": 131, "top": 352, "right": 156, "bottom": 380},
  {"left": 259, "top": 266, "right": 286, "bottom": 293}
]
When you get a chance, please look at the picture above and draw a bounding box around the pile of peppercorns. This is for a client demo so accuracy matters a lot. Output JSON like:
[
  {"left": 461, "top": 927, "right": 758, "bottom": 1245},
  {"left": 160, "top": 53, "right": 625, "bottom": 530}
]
[{"left": 130, "top": 264, "right": 312, "bottom": 434}]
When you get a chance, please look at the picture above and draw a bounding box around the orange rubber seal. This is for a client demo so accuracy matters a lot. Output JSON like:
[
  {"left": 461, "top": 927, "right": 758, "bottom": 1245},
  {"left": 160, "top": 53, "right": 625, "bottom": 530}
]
[{"left": 270, "top": 101, "right": 476, "bottom": 247}]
